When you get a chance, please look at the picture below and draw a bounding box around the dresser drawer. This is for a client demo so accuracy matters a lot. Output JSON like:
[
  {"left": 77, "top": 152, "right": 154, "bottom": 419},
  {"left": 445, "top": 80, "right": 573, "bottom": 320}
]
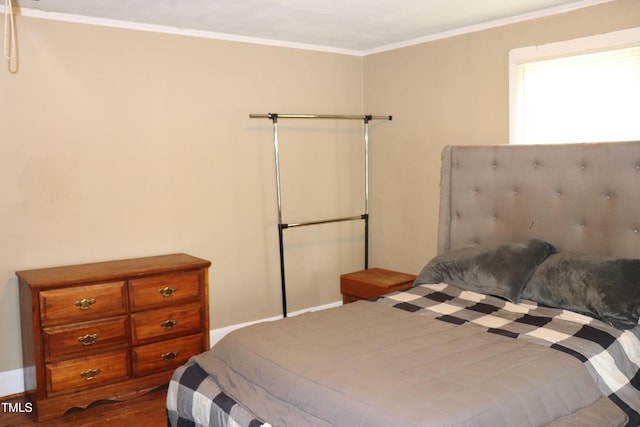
[
  {"left": 43, "top": 316, "right": 129, "bottom": 360},
  {"left": 129, "top": 270, "right": 201, "bottom": 311},
  {"left": 132, "top": 333, "right": 203, "bottom": 377},
  {"left": 39, "top": 281, "right": 127, "bottom": 326},
  {"left": 45, "top": 349, "right": 130, "bottom": 396},
  {"left": 130, "top": 303, "right": 203, "bottom": 345}
]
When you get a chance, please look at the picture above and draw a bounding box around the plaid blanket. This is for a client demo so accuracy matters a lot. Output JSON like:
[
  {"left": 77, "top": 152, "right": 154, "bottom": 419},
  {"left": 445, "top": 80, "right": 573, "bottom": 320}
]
[
  {"left": 167, "top": 362, "right": 266, "bottom": 427},
  {"left": 375, "top": 283, "right": 640, "bottom": 427}
]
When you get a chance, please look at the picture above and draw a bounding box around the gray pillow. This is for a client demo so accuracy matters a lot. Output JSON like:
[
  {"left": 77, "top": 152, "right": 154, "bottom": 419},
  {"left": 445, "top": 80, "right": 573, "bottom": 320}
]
[
  {"left": 415, "top": 239, "right": 556, "bottom": 302},
  {"left": 522, "top": 252, "right": 640, "bottom": 329}
]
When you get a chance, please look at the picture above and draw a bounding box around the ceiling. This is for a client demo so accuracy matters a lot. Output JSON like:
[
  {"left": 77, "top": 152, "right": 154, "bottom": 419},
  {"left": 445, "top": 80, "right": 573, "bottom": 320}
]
[{"left": 12, "top": 0, "right": 611, "bottom": 55}]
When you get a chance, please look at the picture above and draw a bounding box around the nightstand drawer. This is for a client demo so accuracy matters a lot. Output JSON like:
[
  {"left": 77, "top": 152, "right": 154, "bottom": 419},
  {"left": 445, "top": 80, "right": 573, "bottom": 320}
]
[
  {"left": 341, "top": 268, "right": 416, "bottom": 303},
  {"left": 45, "top": 349, "right": 130, "bottom": 395},
  {"left": 130, "top": 303, "right": 203, "bottom": 345},
  {"left": 132, "top": 333, "right": 203, "bottom": 377},
  {"left": 129, "top": 270, "right": 201, "bottom": 311},
  {"left": 43, "top": 316, "right": 129, "bottom": 360},
  {"left": 39, "top": 281, "right": 127, "bottom": 326}
]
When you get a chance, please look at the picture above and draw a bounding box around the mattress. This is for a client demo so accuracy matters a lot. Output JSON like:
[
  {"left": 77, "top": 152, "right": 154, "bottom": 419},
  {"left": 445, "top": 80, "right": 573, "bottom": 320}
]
[{"left": 167, "top": 284, "right": 639, "bottom": 426}]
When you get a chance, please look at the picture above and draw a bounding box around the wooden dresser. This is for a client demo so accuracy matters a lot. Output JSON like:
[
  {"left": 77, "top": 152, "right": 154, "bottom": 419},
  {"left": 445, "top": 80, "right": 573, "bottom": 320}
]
[{"left": 16, "top": 253, "right": 211, "bottom": 421}]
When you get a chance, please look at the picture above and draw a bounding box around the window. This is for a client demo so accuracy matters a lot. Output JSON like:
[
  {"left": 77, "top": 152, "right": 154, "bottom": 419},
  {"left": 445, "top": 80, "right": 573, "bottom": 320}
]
[{"left": 509, "top": 28, "right": 640, "bottom": 144}]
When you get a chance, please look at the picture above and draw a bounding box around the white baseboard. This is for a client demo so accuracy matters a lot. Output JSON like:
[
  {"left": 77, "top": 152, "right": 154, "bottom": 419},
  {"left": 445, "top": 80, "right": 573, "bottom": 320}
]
[
  {"left": 0, "top": 300, "right": 342, "bottom": 398},
  {"left": 209, "top": 300, "right": 342, "bottom": 347},
  {"left": 0, "top": 368, "right": 25, "bottom": 397}
]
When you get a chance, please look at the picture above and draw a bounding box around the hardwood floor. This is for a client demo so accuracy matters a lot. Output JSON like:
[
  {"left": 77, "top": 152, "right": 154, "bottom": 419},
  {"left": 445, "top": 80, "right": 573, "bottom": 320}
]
[{"left": 0, "top": 385, "right": 168, "bottom": 427}]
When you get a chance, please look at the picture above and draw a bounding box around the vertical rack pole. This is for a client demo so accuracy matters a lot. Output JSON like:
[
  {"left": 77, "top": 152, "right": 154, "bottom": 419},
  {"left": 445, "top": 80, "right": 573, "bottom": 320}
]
[
  {"left": 363, "top": 115, "right": 371, "bottom": 270},
  {"left": 270, "top": 113, "right": 288, "bottom": 317}
]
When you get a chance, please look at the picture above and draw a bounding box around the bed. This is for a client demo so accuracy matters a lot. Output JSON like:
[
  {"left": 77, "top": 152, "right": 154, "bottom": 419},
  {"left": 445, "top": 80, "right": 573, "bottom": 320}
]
[{"left": 167, "top": 141, "right": 640, "bottom": 427}]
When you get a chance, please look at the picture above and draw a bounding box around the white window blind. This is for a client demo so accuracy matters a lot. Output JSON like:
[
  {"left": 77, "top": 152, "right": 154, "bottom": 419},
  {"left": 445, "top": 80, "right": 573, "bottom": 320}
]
[{"left": 510, "top": 28, "right": 640, "bottom": 145}]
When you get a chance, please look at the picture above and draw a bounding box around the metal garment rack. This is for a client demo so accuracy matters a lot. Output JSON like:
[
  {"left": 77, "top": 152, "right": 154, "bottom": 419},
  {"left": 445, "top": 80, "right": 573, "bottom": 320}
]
[{"left": 250, "top": 113, "right": 393, "bottom": 317}]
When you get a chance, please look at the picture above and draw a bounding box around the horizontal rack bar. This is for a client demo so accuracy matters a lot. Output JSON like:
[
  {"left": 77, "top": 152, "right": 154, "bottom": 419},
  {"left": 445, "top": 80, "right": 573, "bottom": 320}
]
[
  {"left": 282, "top": 214, "right": 367, "bottom": 229},
  {"left": 250, "top": 113, "right": 392, "bottom": 121}
]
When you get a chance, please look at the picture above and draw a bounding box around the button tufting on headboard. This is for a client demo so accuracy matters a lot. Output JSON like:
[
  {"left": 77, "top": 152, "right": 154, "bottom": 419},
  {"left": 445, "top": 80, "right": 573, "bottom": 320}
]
[{"left": 437, "top": 142, "right": 640, "bottom": 258}]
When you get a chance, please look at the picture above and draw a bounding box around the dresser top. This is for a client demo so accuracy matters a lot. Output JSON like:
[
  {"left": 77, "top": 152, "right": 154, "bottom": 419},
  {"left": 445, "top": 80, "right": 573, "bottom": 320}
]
[{"left": 16, "top": 253, "right": 211, "bottom": 288}]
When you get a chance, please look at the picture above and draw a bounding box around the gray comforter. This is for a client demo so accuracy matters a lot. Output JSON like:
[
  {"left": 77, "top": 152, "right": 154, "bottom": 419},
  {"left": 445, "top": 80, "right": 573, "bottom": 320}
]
[{"left": 193, "top": 298, "right": 628, "bottom": 426}]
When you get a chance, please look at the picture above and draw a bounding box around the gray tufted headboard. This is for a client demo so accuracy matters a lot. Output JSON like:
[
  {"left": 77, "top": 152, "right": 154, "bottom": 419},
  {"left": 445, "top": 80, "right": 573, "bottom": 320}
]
[{"left": 437, "top": 142, "right": 640, "bottom": 258}]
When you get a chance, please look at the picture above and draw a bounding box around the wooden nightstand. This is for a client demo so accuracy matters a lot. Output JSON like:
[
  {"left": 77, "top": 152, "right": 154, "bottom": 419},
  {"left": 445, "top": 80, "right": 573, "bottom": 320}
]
[
  {"left": 16, "top": 253, "right": 211, "bottom": 421},
  {"left": 340, "top": 268, "right": 416, "bottom": 303}
]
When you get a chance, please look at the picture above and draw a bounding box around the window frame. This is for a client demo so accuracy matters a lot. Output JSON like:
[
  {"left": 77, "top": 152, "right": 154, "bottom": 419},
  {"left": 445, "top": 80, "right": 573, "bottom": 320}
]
[{"left": 509, "top": 27, "right": 640, "bottom": 145}]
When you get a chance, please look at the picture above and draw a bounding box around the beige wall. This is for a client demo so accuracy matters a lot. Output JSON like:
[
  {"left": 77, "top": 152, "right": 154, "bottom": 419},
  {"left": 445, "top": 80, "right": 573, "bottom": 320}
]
[
  {"left": 0, "top": 17, "right": 364, "bottom": 373},
  {"left": 364, "top": 0, "right": 640, "bottom": 275},
  {"left": 0, "top": 0, "right": 639, "bottom": 377}
]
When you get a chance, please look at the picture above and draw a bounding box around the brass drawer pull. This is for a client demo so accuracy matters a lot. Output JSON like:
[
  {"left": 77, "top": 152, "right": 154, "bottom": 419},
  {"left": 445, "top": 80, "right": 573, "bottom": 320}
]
[
  {"left": 159, "top": 287, "right": 177, "bottom": 297},
  {"left": 80, "top": 368, "right": 101, "bottom": 380},
  {"left": 161, "top": 351, "right": 179, "bottom": 361},
  {"left": 74, "top": 298, "right": 96, "bottom": 310},
  {"left": 78, "top": 333, "right": 99, "bottom": 346},
  {"left": 160, "top": 319, "right": 179, "bottom": 330}
]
